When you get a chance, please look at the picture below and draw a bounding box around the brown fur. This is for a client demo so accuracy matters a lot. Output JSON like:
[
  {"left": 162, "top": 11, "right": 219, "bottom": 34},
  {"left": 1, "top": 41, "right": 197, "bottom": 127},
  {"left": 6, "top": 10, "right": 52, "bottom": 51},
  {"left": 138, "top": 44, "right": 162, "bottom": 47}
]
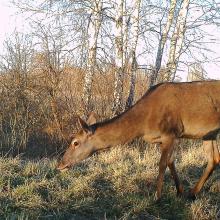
[{"left": 57, "top": 80, "right": 220, "bottom": 200}]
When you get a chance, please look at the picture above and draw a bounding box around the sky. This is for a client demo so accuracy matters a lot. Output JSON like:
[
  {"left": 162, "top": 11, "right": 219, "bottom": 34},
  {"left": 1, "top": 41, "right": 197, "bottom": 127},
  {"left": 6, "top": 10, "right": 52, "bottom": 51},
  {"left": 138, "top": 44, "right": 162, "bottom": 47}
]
[
  {"left": 0, "top": 0, "right": 219, "bottom": 81},
  {"left": 0, "top": 0, "right": 13, "bottom": 47},
  {"left": 0, "top": 0, "right": 26, "bottom": 50}
]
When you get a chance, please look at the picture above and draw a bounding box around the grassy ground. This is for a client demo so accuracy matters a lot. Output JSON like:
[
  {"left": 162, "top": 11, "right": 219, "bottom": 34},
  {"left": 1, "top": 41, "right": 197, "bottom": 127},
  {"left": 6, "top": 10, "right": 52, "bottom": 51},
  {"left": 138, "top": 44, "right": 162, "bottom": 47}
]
[{"left": 0, "top": 140, "right": 219, "bottom": 220}]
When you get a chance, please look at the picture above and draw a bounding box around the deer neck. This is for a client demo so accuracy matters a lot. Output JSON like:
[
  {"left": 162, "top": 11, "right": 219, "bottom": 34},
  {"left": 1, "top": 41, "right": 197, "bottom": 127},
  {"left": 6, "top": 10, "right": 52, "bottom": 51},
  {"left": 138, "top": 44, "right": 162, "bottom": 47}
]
[{"left": 93, "top": 106, "right": 145, "bottom": 150}]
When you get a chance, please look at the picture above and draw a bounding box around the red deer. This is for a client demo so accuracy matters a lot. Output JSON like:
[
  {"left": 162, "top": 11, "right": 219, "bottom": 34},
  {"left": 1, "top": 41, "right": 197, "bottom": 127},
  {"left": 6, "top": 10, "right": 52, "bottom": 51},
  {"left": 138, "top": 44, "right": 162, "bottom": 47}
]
[{"left": 57, "top": 81, "right": 220, "bottom": 200}]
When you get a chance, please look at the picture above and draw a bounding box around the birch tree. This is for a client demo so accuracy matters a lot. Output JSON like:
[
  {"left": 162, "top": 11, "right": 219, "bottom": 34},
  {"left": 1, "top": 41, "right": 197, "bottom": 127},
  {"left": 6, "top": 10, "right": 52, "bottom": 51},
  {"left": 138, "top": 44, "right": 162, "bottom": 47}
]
[
  {"left": 125, "top": 0, "right": 141, "bottom": 109},
  {"left": 112, "top": 0, "right": 125, "bottom": 115},
  {"left": 83, "top": 0, "right": 103, "bottom": 111},
  {"left": 187, "top": 63, "right": 206, "bottom": 81},
  {"left": 165, "top": 0, "right": 190, "bottom": 81},
  {"left": 150, "top": 0, "right": 177, "bottom": 86}
]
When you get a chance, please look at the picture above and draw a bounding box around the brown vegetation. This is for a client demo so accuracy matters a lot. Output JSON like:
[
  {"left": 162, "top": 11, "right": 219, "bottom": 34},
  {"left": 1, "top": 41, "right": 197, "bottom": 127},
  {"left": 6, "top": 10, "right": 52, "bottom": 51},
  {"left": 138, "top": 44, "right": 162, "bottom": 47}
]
[{"left": 0, "top": 65, "right": 148, "bottom": 157}]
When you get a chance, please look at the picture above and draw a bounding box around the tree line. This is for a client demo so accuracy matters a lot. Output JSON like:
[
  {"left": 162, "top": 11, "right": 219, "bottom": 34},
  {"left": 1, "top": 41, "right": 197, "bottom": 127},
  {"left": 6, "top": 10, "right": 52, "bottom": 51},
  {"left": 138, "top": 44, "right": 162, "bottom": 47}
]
[
  {"left": 3, "top": 0, "right": 219, "bottom": 113},
  {"left": 0, "top": 0, "right": 219, "bottom": 154}
]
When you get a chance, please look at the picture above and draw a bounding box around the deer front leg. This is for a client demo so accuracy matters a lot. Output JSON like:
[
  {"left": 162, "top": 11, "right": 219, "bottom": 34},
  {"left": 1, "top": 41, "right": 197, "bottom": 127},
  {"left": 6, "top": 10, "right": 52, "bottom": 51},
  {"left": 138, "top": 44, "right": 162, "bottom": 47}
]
[
  {"left": 156, "top": 137, "right": 175, "bottom": 200},
  {"left": 168, "top": 153, "right": 184, "bottom": 196}
]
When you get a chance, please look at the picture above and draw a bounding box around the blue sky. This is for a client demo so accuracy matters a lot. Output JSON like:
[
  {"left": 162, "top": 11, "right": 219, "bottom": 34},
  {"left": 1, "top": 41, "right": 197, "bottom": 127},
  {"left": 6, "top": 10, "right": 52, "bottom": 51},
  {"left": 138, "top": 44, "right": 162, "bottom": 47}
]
[{"left": 0, "top": 0, "right": 219, "bottom": 80}]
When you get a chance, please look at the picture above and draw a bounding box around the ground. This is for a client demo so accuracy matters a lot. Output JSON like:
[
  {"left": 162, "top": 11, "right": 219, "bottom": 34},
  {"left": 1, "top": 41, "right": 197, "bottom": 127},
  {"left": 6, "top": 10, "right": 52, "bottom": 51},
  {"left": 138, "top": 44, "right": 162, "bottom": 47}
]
[{"left": 0, "top": 140, "right": 219, "bottom": 220}]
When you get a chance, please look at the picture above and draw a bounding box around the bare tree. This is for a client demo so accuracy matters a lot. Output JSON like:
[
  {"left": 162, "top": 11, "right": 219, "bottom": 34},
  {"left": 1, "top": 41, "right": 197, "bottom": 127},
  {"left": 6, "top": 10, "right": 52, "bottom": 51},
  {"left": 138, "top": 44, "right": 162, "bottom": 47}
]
[
  {"left": 32, "top": 20, "right": 71, "bottom": 140},
  {"left": 83, "top": 0, "right": 103, "bottom": 112},
  {"left": 0, "top": 31, "right": 34, "bottom": 152},
  {"left": 187, "top": 63, "right": 207, "bottom": 81},
  {"left": 112, "top": 0, "right": 125, "bottom": 115},
  {"left": 11, "top": 0, "right": 220, "bottom": 104},
  {"left": 125, "top": 0, "right": 141, "bottom": 109},
  {"left": 165, "top": 0, "right": 190, "bottom": 81},
  {"left": 150, "top": 0, "right": 177, "bottom": 86}
]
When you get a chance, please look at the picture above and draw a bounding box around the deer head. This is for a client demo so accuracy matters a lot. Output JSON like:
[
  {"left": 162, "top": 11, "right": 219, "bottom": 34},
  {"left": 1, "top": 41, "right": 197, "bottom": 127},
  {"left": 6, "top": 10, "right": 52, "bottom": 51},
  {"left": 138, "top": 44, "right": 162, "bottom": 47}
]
[{"left": 57, "top": 112, "right": 97, "bottom": 172}]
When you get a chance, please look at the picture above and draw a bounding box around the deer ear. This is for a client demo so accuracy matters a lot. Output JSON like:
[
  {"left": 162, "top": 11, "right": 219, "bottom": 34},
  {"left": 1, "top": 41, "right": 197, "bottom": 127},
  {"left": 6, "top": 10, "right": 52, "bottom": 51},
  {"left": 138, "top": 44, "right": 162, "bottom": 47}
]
[
  {"left": 78, "top": 117, "right": 90, "bottom": 133},
  {"left": 87, "top": 112, "right": 97, "bottom": 125}
]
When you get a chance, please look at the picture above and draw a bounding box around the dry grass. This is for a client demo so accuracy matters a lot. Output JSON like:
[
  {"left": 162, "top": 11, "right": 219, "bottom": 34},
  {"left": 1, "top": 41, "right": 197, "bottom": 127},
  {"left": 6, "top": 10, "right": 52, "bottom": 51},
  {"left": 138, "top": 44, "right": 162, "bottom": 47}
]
[{"left": 0, "top": 140, "right": 219, "bottom": 219}]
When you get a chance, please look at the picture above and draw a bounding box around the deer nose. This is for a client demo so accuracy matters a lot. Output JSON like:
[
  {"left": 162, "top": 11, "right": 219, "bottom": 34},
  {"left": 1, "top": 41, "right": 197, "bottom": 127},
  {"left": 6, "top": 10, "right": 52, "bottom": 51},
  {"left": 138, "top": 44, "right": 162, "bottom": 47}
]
[{"left": 57, "top": 162, "right": 70, "bottom": 172}]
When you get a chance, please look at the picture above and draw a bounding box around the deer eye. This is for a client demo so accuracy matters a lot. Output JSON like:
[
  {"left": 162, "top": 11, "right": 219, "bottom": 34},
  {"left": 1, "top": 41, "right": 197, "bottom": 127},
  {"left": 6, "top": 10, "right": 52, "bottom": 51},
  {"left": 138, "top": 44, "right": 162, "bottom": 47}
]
[{"left": 73, "top": 141, "right": 79, "bottom": 147}]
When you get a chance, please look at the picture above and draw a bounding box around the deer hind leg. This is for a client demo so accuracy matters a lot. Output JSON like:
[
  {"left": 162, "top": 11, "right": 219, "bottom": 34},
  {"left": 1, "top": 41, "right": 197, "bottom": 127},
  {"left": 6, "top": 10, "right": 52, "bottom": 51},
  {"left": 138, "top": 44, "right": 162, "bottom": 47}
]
[
  {"left": 156, "top": 136, "right": 175, "bottom": 200},
  {"left": 189, "top": 140, "right": 216, "bottom": 199},
  {"left": 168, "top": 153, "right": 184, "bottom": 196},
  {"left": 213, "top": 140, "right": 220, "bottom": 165}
]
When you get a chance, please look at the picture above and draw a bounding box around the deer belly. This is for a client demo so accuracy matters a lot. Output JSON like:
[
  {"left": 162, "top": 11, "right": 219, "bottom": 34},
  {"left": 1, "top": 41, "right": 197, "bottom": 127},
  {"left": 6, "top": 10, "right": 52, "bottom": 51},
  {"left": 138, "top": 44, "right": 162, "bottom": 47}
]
[{"left": 183, "top": 120, "right": 220, "bottom": 139}]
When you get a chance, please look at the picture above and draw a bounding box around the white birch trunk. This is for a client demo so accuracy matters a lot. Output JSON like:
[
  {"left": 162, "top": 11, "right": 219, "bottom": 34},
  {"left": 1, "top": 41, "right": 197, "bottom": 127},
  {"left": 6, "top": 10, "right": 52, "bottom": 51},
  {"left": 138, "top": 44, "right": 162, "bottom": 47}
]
[
  {"left": 112, "top": 0, "right": 124, "bottom": 115},
  {"left": 83, "top": 0, "right": 102, "bottom": 111},
  {"left": 150, "top": 0, "right": 177, "bottom": 86},
  {"left": 165, "top": 0, "right": 190, "bottom": 81},
  {"left": 125, "top": 0, "right": 141, "bottom": 109},
  {"left": 123, "top": 12, "right": 129, "bottom": 66}
]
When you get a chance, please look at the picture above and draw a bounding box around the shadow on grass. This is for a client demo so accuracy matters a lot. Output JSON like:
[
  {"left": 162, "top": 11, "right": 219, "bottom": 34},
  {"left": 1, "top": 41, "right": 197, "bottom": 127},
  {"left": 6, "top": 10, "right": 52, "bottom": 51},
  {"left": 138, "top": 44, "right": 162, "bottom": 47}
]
[
  {"left": 181, "top": 161, "right": 220, "bottom": 193},
  {"left": 48, "top": 174, "right": 190, "bottom": 220},
  {"left": 67, "top": 162, "right": 218, "bottom": 219},
  {"left": 1, "top": 158, "right": 219, "bottom": 219}
]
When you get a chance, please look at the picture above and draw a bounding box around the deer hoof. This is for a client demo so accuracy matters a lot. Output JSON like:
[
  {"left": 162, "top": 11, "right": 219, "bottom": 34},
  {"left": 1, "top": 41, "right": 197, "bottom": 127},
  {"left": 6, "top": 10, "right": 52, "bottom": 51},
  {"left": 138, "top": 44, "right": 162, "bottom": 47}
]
[
  {"left": 153, "top": 192, "right": 162, "bottom": 203},
  {"left": 186, "top": 191, "right": 196, "bottom": 201},
  {"left": 177, "top": 185, "right": 184, "bottom": 197}
]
